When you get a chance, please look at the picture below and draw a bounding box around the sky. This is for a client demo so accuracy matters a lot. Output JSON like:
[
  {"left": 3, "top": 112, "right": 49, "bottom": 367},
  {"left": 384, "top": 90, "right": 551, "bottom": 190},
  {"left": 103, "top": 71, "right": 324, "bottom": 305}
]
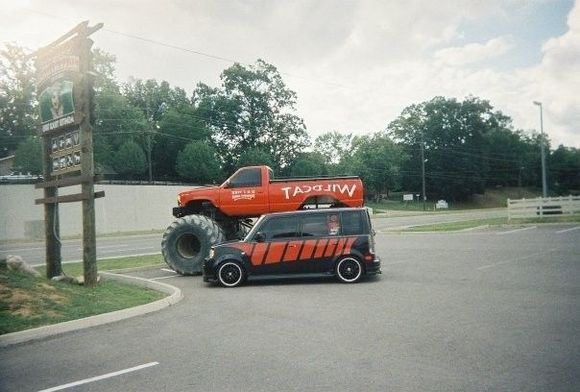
[{"left": 1, "top": 0, "right": 579, "bottom": 148}]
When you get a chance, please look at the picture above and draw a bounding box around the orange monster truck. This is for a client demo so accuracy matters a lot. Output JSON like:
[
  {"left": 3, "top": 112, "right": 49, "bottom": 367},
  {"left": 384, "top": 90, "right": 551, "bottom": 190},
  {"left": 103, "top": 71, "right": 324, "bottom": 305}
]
[{"left": 162, "top": 165, "right": 364, "bottom": 275}]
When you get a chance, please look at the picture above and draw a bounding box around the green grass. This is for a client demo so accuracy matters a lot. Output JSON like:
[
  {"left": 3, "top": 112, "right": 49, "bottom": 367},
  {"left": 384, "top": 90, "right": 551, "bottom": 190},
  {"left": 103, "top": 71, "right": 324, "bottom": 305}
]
[
  {"left": 35, "top": 254, "right": 165, "bottom": 277},
  {"left": 403, "top": 215, "right": 580, "bottom": 232},
  {"left": 0, "top": 267, "right": 166, "bottom": 335}
]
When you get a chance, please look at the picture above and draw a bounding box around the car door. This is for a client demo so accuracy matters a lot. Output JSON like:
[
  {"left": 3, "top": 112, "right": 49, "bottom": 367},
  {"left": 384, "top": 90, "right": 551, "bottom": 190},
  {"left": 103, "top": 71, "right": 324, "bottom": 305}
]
[
  {"left": 249, "top": 215, "right": 300, "bottom": 276},
  {"left": 298, "top": 212, "right": 342, "bottom": 273}
]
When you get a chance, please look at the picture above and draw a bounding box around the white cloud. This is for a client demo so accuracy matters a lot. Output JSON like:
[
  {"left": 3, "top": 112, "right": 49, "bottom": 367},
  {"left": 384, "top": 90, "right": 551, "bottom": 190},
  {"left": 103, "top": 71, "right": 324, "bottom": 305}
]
[{"left": 434, "top": 37, "right": 515, "bottom": 67}]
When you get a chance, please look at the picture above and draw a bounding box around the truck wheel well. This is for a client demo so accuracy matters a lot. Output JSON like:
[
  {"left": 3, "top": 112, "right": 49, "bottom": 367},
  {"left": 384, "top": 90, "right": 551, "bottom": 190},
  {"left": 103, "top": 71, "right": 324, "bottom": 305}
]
[{"left": 300, "top": 196, "right": 346, "bottom": 209}]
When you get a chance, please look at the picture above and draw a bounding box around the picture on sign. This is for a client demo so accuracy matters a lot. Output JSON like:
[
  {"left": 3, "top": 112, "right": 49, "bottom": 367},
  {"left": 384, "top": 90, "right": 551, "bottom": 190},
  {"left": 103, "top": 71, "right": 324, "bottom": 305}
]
[{"left": 39, "top": 80, "right": 75, "bottom": 123}]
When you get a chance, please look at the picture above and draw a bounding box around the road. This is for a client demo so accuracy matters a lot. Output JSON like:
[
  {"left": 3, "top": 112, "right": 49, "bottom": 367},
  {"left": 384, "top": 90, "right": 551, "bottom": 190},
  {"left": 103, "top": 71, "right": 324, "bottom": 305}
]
[{"left": 1, "top": 224, "right": 578, "bottom": 391}]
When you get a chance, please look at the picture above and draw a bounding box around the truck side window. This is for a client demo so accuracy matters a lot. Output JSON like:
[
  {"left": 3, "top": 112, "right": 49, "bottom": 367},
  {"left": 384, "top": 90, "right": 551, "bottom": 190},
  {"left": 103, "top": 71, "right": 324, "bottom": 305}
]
[
  {"left": 341, "top": 210, "right": 364, "bottom": 235},
  {"left": 301, "top": 214, "right": 330, "bottom": 237},
  {"left": 229, "top": 168, "right": 261, "bottom": 188},
  {"left": 260, "top": 216, "right": 299, "bottom": 240}
]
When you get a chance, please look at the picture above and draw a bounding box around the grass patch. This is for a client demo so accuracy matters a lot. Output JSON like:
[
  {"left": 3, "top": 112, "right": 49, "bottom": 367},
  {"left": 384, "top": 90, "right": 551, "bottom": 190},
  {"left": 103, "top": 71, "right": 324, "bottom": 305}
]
[
  {"left": 35, "top": 254, "right": 164, "bottom": 277},
  {"left": 0, "top": 267, "right": 166, "bottom": 335},
  {"left": 403, "top": 215, "right": 580, "bottom": 232}
]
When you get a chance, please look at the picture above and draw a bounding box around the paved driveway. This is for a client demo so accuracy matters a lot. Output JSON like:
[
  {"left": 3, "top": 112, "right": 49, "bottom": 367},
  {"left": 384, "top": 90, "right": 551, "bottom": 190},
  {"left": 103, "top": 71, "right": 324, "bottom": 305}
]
[{"left": 1, "top": 224, "right": 578, "bottom": 391}]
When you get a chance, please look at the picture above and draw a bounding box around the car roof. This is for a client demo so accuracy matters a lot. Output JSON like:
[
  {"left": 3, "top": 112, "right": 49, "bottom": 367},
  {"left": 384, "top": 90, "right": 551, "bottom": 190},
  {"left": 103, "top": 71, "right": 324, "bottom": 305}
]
[{"left": 263, "top": 207, "right": 368, "bottom": 219}]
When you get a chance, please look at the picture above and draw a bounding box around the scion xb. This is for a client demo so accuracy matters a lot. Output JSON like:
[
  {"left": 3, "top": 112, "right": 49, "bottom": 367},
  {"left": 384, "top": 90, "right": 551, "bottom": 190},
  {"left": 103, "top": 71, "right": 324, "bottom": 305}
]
[{"left": 203, "top": 208, "right": 381, "bottom": 287}]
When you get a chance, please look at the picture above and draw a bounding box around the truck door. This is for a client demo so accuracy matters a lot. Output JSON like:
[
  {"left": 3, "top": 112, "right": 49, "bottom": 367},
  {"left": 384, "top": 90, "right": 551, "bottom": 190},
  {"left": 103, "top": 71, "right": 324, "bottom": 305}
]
[{"left": 219, "top": 167, "right": 268, "bottom": 216}]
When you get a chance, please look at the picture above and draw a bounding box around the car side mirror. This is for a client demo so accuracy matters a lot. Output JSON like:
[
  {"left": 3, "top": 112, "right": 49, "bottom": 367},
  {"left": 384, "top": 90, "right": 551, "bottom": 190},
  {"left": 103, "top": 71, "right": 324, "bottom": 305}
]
[{"left": 255, "top": 232, "right": 266, "bottom": 243}]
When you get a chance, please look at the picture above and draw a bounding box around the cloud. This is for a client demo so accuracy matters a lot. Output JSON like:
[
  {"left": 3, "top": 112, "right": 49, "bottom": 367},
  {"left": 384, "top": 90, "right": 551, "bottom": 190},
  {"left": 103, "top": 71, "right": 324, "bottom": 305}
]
[{"left": 434, "top": 37, "right": 515, "bottom": 67}]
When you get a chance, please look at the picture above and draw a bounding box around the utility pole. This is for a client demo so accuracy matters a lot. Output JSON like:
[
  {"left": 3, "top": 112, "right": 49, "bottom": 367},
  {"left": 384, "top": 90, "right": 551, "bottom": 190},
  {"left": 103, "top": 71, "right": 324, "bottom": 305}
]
[
  {"left": 533, "top": 101, "right": 548, "bottom": 198},
  {"left": 420, "top": 132, "right": 426, "bottom": 211}
]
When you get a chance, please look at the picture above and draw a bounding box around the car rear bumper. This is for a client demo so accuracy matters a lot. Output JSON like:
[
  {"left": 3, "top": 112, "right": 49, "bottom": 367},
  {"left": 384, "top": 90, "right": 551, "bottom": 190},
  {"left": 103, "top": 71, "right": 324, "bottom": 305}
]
[{"left": 365, "top": 257, "right": 381, "bottom": 275}]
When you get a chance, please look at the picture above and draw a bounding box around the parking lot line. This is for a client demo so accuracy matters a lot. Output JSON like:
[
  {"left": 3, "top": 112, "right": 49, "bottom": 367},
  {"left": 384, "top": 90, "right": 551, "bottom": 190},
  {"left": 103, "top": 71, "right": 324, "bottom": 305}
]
[
  {"left": 496, "top": 226, "right": 537, "bottom": 235},
  {"left": 556, "top": 226, "right": 580, "bottom": 234},
  {"left": 477, "top": 248, "right": 558, "bottom": 271},
  {"left": 38, "top": 362, "right": 159, "bottom": 392}
]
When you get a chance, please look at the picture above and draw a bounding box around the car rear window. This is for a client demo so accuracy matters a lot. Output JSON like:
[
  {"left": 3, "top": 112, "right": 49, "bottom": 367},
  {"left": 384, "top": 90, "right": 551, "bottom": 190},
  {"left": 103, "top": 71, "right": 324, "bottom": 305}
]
[{"left": 340, "top": 210, "right": 365, "bottom": 235}]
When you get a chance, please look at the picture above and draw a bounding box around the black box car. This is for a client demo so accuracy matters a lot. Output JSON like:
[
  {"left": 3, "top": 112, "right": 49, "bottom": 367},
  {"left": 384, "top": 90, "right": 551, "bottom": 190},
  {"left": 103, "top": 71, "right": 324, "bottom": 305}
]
[{"left": 203, "top": 208, "right": 381, "bottom": 287}]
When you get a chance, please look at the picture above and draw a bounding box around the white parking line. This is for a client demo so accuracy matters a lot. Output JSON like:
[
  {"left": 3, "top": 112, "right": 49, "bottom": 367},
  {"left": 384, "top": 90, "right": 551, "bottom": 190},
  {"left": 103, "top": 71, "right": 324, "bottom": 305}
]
[
  {"left": 477, "top": 248, "right": 557, "bottom": 270},
  {"left": 496, "top": 226, "right": 537, "bottom": 235},
  {"left": 38, "top": 362, "right": 159, "bottom": 392},
  {"left": 556, "top": 226, "right": 580, "bottom": 234},
  {"left": 161, "top": 268, "right": 175, "bottom": 273}
]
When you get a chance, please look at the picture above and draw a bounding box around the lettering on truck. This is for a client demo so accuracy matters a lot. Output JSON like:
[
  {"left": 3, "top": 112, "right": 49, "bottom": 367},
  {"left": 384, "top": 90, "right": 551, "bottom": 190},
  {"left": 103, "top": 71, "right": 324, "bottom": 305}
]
[{"left": 280, "top": 183, "right": 358, "bottom": 199}]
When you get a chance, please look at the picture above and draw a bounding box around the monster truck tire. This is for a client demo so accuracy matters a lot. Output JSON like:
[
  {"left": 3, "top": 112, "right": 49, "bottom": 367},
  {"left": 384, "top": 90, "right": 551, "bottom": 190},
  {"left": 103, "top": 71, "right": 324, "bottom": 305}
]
[{"left": 161, "top": 214, "right": 225, "bottom": 275}]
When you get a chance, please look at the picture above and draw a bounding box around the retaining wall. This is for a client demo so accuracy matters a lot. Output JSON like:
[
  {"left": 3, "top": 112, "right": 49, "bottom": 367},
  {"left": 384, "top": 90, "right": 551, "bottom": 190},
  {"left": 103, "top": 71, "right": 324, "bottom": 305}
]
[{"left": 0, "top": 184, "right": 195, "bottom": 241}]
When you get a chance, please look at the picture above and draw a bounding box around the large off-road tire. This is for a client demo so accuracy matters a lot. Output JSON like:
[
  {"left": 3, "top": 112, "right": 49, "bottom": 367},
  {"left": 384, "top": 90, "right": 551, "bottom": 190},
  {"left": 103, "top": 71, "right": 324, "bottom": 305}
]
[{"left": 161, "top": 214, "right": 225, "bottom": 275}]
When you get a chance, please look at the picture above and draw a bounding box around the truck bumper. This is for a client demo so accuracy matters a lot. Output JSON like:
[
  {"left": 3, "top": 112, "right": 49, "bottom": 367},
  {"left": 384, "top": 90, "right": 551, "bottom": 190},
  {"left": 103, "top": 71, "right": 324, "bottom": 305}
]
[{"left": 172, "top": 207, "right": 185, "bottom": 218}]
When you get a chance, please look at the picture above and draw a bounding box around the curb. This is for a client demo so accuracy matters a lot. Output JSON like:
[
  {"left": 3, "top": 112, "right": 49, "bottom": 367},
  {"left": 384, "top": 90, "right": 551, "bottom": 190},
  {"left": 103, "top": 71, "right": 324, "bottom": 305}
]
[{"left": 0, "top": 272, "right": 183, "bottom": 348}]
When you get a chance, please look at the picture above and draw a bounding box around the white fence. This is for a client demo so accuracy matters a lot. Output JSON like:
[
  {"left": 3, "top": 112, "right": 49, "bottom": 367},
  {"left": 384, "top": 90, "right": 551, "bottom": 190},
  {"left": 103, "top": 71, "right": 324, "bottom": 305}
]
[{"left": 507, "top": 195, "right": 580, "bottom": 220}]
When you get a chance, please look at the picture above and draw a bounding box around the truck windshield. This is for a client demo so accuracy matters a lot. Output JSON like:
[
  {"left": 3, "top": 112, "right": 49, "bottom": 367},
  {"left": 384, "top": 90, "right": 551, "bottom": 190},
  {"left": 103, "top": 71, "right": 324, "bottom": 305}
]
[{"left": 223, "top": 167, "right": 261, "bottom": 188}]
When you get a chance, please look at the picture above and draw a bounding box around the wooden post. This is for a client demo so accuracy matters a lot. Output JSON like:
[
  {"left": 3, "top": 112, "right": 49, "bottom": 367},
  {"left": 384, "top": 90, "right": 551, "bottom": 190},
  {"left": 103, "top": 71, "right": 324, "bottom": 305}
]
[{"left": 80, "top": 32, "right": 97, "bottom": 288}]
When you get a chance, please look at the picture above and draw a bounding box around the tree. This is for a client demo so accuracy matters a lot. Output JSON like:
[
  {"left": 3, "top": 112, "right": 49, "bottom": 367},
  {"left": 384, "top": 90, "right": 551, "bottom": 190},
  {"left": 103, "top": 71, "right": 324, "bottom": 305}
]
[
  {"left": 112, "top": 140, "right": 147, "bottom": 179},
  {"left": 550, "top": 145, "right": 580, "bottom": 194},
  {"left": 313, "top": 131, "right": 354, "bottom": 166},
  {"left": 388, "top": 96, "right": 511, "bottom": 201},
  {"left": 13, "top": 136, "right": 42, "bottom": 174},
  {"left": 153, "top": 105, "right": 211, "bottom": 180},
  {"left": 0, "top": 43, "right": 37, "bottom": 158},
  {"left": 287, "top": 152, "right": 328, "bottom": 177},
  {"left": 176, "top": 141, "right": 223, "bottom": 183},
  {"left": 347, "top": 133, "right": 407, "bottom": 199},
  {"left": 237, "top": 147, "right": 275, "bottom": 169},
  {"left": 194, "top": 59, "right": 309, "bottom": 172}
]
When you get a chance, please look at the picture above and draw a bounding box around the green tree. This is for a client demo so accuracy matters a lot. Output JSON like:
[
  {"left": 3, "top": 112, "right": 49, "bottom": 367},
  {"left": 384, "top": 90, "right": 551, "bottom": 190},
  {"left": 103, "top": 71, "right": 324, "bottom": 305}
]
[
  {"left": 313, "top": 131, "right": 354, "bottom": 165},
  {"left": 194, "top": 59, "right": 309, "bottom": 172},
  {"left": 237, "top": 147, "right": 275, "bottom": 168},
  {"left": 550, "top": 145, "right": 580, "bottom": 194},
  {"left": 154, "top": 105, "right": 212, "bottom": 180},
  {"left": 112, "top": 140, "right": 147, "bottom": 179},
  {"left": 288, "top": 152, "right": 328, "bottom": 177},
  {"left": 93, "top": 90, "right": 148, "bottom": 173},
  {"left": 0, "top": 43, "right": 37, "bottom": 158},
  {"left": 13, "top": 136, "right": 42, "bottom": 174},
  {"left": 388, "top": 96, "right": 511, "bottom": 201},
  {"left": 176, "top": 141, "right": 223, "bottom": 183},
  {"left": 347, "top": 133, "right": 407, "bottom": 199}
]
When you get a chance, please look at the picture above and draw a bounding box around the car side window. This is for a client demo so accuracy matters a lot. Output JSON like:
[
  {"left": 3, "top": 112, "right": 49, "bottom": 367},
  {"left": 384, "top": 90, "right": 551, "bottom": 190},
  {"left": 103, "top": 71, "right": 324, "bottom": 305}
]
[
  {"left": 260, "top": 216, "right": 299, "bottom": 240},
  {"left": 301, "top": 213, "right": 340, "bottom": 236},
  {"left": 341, "top": 210, "right": 364, "bottom": 235},
  {"left": 229, "top": 168, "right": 261, "bottom": 188}
]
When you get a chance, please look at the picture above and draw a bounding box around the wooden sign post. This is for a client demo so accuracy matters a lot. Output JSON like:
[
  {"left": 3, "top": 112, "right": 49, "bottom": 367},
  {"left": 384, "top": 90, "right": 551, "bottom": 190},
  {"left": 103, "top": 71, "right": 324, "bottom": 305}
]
[{"left": 33, "top": 21, "right": 104, "bottom": 287}]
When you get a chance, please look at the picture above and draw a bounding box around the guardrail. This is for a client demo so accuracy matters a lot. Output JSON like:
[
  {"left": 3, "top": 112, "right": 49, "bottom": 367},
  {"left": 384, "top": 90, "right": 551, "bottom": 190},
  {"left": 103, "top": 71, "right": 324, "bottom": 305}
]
[{"left": 507, "top": 195, "right": 580, "bottom": 220}]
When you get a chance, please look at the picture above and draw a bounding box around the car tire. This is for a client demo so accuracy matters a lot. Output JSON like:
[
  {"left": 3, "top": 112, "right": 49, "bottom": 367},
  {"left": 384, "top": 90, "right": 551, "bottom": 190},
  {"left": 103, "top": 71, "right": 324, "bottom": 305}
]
[
  {"left": 161, "top": 214, "right": 225, "bottom": 275},
  {"left": 336, "top": 256, "right": 363, "bottom": 283},
  {"left": 217, "top": 261, "right": 245, "bottom": 287}
]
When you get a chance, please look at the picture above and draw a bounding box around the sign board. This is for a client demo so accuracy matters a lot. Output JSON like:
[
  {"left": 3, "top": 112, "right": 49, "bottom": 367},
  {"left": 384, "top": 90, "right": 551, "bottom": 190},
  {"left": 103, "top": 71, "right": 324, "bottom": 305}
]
[
  {"left": 403, "top": 194, "right": 414, "bottom": 201},
  {"left": 35, "top": 32, "right": 84, "bottom": 177}
]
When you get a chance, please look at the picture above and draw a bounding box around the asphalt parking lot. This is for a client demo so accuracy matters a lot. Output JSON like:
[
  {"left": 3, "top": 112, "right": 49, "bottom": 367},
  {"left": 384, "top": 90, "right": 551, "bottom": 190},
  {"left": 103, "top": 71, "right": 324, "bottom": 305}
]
[{"left": 1, "top": 225, "right": 579, "bottom": 391}]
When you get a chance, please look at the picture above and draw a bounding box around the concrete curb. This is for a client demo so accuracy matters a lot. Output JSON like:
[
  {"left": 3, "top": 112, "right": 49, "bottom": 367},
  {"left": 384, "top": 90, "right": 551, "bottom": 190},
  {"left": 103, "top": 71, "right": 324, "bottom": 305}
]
[{"left": 0, "top": 272, "right": 183, "bottom": 348}]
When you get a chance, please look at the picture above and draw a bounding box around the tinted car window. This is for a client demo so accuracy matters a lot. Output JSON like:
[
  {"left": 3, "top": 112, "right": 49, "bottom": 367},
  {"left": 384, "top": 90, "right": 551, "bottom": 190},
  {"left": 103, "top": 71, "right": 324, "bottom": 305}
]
[
  {"left": 301, "top": 213, "right": 341, "bottom": 236},
  {"left": 340, "top": 210, "right": 365, "bottom": 235},
  {"left": 260, "top": 216, "right": 299, "bottom": 240},
  {"left": 230, "top": 168, "right": 261, "bottom": 188}
]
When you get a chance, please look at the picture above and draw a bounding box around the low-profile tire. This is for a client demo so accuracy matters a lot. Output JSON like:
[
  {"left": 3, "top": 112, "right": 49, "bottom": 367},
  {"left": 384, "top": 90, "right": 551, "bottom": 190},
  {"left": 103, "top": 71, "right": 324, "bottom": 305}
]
[
  {"left": 336, "top": 256, "right": 363, "bottom": 283},
  {"left": 217, "top": 261, "right": 245, "bottom": 287},
  {"left": 161, "top": 214, "right": 225, "bottom": 275}
]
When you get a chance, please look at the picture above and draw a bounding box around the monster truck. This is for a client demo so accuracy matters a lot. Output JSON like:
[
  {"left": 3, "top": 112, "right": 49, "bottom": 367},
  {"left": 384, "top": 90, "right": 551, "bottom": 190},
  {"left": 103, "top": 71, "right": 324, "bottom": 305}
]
[{"left": 162, "top": 165, "right": 364, "bottom": 275}]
